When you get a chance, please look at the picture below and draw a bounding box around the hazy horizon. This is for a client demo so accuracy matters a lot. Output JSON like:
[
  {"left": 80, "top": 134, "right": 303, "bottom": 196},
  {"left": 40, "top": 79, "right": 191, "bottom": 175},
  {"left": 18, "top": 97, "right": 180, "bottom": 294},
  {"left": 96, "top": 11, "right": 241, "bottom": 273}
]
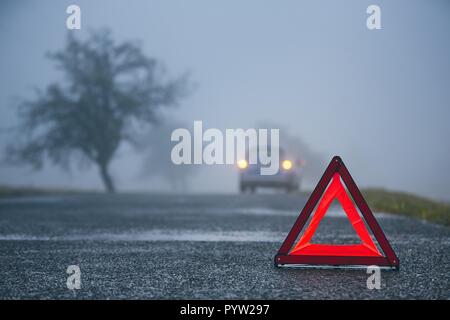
[{"left": 1, "top": 0, "right": 449, "bottom": 201}]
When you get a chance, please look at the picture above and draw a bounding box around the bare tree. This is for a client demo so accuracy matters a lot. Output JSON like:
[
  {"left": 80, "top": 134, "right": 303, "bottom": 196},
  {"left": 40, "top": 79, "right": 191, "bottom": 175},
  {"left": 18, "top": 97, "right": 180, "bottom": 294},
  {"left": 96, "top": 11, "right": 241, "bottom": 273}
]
[
  {"left": 137, "top": 120, "right": 199, "bottom": 192},
  {"left": 7, "top": 30, "right": 188, "bottom": 193}
]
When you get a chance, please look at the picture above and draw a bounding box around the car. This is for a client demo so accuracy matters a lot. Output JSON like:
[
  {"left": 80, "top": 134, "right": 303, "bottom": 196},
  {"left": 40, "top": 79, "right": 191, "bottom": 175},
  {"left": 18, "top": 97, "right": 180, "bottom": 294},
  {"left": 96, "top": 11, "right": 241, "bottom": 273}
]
[{"left": 237, "top": 147, "right": 303, "bottom": 193}]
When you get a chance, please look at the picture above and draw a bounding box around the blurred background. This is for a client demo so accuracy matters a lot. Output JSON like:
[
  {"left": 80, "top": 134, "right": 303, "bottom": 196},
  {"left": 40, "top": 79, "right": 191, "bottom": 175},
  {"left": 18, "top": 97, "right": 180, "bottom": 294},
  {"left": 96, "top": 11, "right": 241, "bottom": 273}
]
[{"left": 0, "top": 0, "right": 449, "bottom": 200}]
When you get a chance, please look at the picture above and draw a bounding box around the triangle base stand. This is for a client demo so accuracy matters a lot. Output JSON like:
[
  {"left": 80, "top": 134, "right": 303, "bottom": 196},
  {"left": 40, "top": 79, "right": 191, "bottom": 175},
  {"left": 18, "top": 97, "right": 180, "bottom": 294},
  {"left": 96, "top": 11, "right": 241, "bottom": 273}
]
[{"left": 275, "top": 255, "right": 397, "bottom": 269}]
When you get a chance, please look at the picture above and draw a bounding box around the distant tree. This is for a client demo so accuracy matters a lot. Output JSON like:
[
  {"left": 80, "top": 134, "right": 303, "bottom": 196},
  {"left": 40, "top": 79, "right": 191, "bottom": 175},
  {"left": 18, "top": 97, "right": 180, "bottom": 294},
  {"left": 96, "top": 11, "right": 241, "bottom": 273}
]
[
  {"left": 7, "top": 30, "right": 188, "bottom": 193},
  {"left": 137, "top": 120, "right": 199, "bottom": 192}
]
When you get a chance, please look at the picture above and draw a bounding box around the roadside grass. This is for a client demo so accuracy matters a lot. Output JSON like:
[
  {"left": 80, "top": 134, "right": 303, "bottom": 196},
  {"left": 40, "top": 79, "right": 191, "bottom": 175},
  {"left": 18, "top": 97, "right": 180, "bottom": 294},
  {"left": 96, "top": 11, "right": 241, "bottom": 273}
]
[{"left": 362, "top": 188, "right": 450, "bottom": 227}]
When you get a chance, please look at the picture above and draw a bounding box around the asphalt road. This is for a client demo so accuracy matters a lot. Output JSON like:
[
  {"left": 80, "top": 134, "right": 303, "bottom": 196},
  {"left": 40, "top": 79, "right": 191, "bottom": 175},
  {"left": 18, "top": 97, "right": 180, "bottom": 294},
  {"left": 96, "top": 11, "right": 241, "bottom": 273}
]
[{"left": 0, "top": 194, "right": 448, "bottom": 299}]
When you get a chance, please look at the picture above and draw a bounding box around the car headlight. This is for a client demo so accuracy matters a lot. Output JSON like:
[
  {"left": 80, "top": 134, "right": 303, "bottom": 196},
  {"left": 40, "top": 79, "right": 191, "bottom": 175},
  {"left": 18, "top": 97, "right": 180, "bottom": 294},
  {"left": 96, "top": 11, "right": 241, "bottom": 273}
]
[
  {"left": 237, "top": 159, "right": 248, "bottom": 169},
  {"left": 282, "top": 160, "right": 293, "bottom": 170}
]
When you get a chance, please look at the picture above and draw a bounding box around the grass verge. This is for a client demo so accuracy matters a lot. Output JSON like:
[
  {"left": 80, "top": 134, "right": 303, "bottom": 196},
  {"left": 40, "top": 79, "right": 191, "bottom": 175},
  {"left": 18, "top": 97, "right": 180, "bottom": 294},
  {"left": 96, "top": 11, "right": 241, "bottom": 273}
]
[{"left": 362, "top": 188, "right": 450, "bottom": 227}]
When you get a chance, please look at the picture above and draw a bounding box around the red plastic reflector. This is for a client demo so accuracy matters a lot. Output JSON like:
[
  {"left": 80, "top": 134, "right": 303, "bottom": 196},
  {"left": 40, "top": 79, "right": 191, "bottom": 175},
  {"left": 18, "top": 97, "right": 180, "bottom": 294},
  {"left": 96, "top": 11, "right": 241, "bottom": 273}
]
[
  {"left": 274, "top": 156, "right": 400, "bottom": 269},
  {"left": 289, "top": 173, "right": 382, "bottom": 257}
]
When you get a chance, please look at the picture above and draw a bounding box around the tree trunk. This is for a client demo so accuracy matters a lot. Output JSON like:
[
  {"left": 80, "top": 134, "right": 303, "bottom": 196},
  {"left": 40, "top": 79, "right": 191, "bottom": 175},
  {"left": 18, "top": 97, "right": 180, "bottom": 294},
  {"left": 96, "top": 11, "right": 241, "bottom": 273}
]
[{"left": 99, "top": 162, "right": 116, "bottom": 193}]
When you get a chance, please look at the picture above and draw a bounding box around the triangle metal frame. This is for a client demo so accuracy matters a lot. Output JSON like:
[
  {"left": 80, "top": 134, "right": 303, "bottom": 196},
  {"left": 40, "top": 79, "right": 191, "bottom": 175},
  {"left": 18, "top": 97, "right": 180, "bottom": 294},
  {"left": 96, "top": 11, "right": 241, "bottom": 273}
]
[{"left": 274, "top": 156, "right": 400, "bottom": 269}]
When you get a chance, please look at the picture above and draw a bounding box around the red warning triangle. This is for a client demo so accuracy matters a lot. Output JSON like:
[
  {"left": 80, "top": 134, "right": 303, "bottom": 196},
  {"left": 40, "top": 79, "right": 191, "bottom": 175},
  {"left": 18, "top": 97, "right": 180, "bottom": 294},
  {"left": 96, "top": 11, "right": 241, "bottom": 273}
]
[{"left": 275, "top": 156, "right": 399, "bottom": 269}]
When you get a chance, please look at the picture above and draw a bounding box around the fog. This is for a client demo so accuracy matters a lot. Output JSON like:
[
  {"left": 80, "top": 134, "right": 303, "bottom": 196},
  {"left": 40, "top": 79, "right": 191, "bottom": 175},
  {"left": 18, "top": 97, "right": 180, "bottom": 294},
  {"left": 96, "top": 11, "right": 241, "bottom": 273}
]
[{"left": 0, "top": 0, "right": 449, "bottom": 200}]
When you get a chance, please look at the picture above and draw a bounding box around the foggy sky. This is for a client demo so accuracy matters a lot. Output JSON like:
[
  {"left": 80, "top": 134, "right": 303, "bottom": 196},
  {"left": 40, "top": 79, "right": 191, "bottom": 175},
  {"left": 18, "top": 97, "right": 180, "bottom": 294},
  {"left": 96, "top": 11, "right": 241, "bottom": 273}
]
[{"left": 0, "top": 0, "right": 449, "bottom": 200}]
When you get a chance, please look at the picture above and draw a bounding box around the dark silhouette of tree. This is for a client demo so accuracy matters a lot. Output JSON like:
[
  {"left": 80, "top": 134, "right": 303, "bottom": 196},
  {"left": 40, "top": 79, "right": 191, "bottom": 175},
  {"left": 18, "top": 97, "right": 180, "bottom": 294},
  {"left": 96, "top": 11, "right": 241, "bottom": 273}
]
[
  {"left": 7, "top": 30, "right": 188, "bottom": 193},
  {"left": 137, "top": 120, "right": 199, "bottom": 192}
]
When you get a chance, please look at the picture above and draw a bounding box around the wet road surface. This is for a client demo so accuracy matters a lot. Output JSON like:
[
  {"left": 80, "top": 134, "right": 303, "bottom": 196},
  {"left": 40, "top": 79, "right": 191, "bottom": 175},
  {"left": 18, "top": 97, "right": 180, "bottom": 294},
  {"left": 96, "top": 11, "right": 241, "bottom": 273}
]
[{"left": 0, "top": 194, "right": 448, "bottom": 299}]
